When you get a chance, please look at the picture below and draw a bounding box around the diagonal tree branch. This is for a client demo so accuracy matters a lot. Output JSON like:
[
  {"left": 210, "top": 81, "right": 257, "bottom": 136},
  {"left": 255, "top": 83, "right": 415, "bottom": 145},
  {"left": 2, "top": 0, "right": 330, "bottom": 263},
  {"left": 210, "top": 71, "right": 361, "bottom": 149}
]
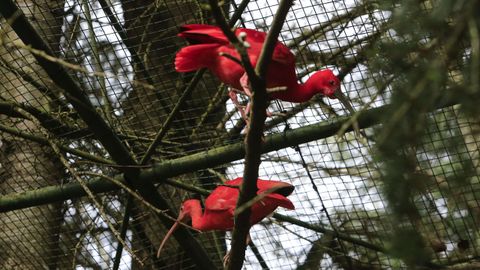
[
  {"left": 96, "top": 0, "right": 171, "bottom": 113},
  {"left": 0, "top": 122, "right": 112, "bottom": 164},
  {"left": 0, "top": 2, "right": 216, "bottom": 269},
  {"left": 0, "top": 100, "right": 91, "bottom": 139}
]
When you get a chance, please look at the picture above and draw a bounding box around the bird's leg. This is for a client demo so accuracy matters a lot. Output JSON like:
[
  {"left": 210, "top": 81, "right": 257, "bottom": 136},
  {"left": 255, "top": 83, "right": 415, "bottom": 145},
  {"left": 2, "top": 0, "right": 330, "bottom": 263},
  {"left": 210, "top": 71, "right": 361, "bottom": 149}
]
[
  {"left": 239, "top": 72, "right": 253, "bottom": 98},
  {"left": 237, "top": 73, "right": 254, "bottom": 131},
  {"left": 241, "top": 73, "right": 288, "bottom": 96},
  {"left": 240, "top": 72, "right": 287, "bottom": 118},
  {"left": 223, "top": 233, "right": 252, "bottom": 268},
  {"left": 239, "top": 73, "right": 279, "bottom": 137},
  {"left": 228, "top": 90, "right": 249, "bottom": 123},
  {"left": 244, "top": 102, "right": 252, "bottom": 121},
  {"left": 223, "top": 251, "right": 231, "bottom": 268},
  {"left": 266, "top": 109, "right": 288, "bottom": 118},
  {"left": 242, "top": 102, "right": 253, "bottom": 135},
  {"left": 266, "top": 86, "right": 288, "bottom": 93}
]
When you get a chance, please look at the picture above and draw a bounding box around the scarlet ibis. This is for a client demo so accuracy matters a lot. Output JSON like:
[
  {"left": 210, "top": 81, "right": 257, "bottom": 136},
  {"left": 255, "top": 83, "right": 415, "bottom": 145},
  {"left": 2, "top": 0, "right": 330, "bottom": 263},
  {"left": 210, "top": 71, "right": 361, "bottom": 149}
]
[
  {"left": 175, "top": 24, "right": 341, "bottom": 120},
  {"left": 156, "top": 177, "right": 295, "bottom": 264}
]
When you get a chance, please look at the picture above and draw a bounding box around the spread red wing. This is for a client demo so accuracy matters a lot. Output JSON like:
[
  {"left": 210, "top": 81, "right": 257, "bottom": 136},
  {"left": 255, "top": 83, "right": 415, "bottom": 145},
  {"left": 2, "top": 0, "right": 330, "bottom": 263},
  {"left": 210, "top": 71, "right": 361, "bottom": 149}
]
[
  {"left": 179, "top": 25, "right": 295, "bottom": 66},
  {"left": 204, "top": 178, "right": 294, "bottom": 212},
  {"left": 174, "top": 43, "right": 220, "bottom": 71}
]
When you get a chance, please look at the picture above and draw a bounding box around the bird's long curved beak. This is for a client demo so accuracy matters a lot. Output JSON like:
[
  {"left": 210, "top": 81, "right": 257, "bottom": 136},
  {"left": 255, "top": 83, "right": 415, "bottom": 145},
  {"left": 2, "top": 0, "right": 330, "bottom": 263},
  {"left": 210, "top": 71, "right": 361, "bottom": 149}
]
[
  {"left": 156, "top": 211, "right": 186, "bottom": 258},
  {"left": 333, "top": 89, "right": 366, "bottom": 139},
  {"left": 334, "top": 89, "right": 356, "bottom": 116}
]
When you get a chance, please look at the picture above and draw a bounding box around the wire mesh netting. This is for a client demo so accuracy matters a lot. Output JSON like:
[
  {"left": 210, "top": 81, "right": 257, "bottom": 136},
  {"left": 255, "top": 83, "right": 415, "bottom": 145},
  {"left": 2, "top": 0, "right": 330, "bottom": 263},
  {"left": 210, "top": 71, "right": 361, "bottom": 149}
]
[{"left": 0, "top": 0, "right": 479, "bottom": 269}]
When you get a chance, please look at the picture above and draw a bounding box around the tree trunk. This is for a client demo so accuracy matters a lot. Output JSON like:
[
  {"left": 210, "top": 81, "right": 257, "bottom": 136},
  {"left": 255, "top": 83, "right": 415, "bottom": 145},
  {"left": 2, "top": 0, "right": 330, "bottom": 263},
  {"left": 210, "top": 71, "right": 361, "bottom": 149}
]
[
  {"left": 120, "top": 1, "right": 227, "bottom": 268},
  {"left": 0, "top": 1, "right": 65, "bottom": 268}
]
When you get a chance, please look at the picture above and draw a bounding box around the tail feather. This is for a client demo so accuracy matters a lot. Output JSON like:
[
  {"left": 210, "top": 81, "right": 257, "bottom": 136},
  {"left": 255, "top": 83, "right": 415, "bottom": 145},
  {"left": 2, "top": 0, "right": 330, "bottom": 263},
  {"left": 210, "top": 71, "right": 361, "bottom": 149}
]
[
  {"left": 174, "top": 43, "right": 219, "bottom": 72},
  {"left": 266, "top": 193, "right": 295, "bottom": 210}
]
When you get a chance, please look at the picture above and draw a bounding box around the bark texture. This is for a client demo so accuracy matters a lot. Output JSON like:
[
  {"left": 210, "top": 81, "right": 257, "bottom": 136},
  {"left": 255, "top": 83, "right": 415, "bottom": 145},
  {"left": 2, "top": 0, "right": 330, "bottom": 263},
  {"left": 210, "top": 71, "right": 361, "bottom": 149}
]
[{"left": 0, "top": 1, "right": 65, "bottom": 268}]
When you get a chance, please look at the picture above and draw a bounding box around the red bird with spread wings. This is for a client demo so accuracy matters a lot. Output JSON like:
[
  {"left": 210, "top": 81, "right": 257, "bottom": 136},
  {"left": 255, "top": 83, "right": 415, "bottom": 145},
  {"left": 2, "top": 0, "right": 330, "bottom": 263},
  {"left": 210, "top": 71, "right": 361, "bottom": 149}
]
[
  {"left": 175, "top": 24, "right": 341, "bottom": 120},
  {"left": 156, "top": 177, "right": 295, "bottom": 264}
]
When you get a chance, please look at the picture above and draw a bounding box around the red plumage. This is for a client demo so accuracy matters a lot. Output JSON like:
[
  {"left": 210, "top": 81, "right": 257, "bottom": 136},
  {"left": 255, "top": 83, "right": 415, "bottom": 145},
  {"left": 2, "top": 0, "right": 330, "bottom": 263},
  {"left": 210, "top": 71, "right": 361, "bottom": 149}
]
[
  {"left": 200, "top": 177, "right": 294, "bottom": 230},
  {"left": 175, "top": 24, "right": 341, "bottom": 103},
  {"left": 156, "top": 177, "right": 295, "bottom": 258}
]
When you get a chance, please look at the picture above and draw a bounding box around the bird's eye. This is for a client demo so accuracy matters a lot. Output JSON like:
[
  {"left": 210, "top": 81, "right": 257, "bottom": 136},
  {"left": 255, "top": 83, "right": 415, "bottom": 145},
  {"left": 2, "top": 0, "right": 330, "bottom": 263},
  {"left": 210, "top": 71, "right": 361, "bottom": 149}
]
[{"left": 329, "top": 80, "right": 336, "bottom": 86}]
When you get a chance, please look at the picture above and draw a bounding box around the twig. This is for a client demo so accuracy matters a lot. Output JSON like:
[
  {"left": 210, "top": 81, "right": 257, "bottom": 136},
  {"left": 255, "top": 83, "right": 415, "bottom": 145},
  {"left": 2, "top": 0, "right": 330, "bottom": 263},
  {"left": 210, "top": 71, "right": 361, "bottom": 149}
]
[
  {"left": 234, "top": 186, "right": 287, "bottom": 215},
  {"left": 273, "top": 213, "right": 385, "bottom": 253},
  {"left": 191, "top": 84, "right": 228, "bottom": 139},
  {"left": 82, "top": 0, "right": 113, "bottom": 122},
  {"left": 335, "top": 76, "right": 393, "bottom": 138},
  {"left": 207, "top": 0, "right": 257, "bottom": 79},
  {"left": 141, "top": 69, "right": 206, "bottom": 164},
  {"left": 0, "top": 58, "right": 69, "bottom": 110},
  {"left": 248, "top": 241, "right": 270, "bottom": 270},
  {"left": 2, "top": 39, "right": 156, "bottom": 91},
  {"left": 0, "top": 99, "right": 86, "bottom": 139},
  {"left": 72, "top": 214, "right": 99, "bottom": 269},
  {"left": 97, "top": 0, "right": 171, "bottom": 114},
  {"left": 0, "top": 122, "right": 113, "bottom": 165},
  {"left": 23, "top": 113, "right": 144, "bottom": 266},
  {"left": 228, "top": 0, "right": 251, "bottom": 28}
]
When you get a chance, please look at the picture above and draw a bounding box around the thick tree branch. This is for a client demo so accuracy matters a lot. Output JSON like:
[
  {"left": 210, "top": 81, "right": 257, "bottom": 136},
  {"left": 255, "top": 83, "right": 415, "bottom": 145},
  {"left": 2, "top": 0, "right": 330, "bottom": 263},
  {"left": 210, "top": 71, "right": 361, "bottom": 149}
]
[
  {"left": 208, "top": 0, "right": 294, "bottom": 268},
  {"left": 207, "top": 0, "right": 263, "bottom": 267},
  {"left": 0, "top": 91, "right": 461, "bottom": 212}
]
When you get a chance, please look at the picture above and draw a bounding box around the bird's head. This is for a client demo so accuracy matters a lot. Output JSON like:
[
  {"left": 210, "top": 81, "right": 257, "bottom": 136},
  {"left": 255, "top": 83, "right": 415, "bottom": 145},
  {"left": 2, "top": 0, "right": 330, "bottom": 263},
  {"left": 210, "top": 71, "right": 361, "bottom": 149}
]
[
  {"left": 307, "top": 69, "right": 341, "bottom": 99},
  {"left": 178, "top": 199, "right": 200, "bottom": 221},
  {"left": 157, "top": 199, "right": 200, "bottom": 258}
]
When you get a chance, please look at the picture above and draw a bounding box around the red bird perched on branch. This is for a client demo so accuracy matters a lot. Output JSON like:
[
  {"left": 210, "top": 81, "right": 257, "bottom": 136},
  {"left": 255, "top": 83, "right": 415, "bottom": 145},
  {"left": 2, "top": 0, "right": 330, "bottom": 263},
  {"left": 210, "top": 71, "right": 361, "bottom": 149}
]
[
  {"left": 175, "top": 24, "right": 341, "bottom": 120},
  {"left": 156, "top": 177, "right": 295, "bottom": 265}
]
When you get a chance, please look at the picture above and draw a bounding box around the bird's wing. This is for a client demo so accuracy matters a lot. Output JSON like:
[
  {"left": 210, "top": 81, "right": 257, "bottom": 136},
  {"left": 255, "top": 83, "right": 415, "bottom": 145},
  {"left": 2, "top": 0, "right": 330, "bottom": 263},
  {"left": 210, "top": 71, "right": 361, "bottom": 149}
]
[
  {"left": 174, "top": 43, "right": 220, "bottom": 72},
  {"left": 179, "top": 24, "right": 230, "bottom": 45},
  {"left": 179, "top": 25, "right": 295, "bottom": 65},
  {"left": 271, "top": 42, "right": 296, "bottom": 66},
  {"left": 205, "top": 183, "right": 240, "bottom": 212},
  {"left": 235, "top": 28, "right": 295, "bottom": 66}
]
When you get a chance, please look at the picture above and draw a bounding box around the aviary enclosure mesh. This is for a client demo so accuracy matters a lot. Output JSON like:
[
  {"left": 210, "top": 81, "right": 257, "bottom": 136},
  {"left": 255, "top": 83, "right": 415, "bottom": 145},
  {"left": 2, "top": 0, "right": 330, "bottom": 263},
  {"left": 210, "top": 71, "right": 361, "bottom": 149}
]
[{"left": 0, "top": 0, "right": 479, "bottom": 269}]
